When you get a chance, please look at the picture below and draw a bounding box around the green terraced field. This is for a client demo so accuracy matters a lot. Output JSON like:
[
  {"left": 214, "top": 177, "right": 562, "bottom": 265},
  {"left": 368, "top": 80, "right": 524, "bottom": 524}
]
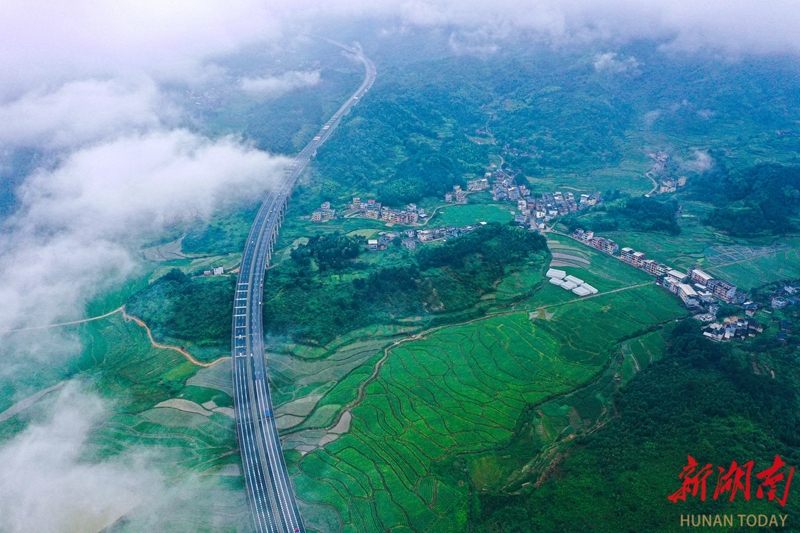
[
  {"left": 79, "top": 314, "right": 201, "bottom": 412},
  {"left": 460, "top": 323, "right": 671, "bottom": 497},
  {"left": 524, "top": 150, "right": 653, "bottom": 196},
  {"left": 291, "top": 284, "right": 687, "bottom": 533},
  {"left": 601, "top": 216, "right": 729, "bottom": 272},
  {"left": 618, "top": 325, "right": 673, "bottom": 383},
  {"left": 494, "top": 267, "right": 544, "bottom": 302},
  {"left": 704, "top": 240, "right": 800, "bottom": 290},
  {"left": 77, "top": 314, "right": 241, "bottom": 467},
  {"left": 77, "top": 314, "right": 248, "bottom": 531},
  {"left": 532, "top": 284, "right": 686, "bottom": 365},
  {"left": 0, "top": 312, "right": 249, "bottom": 531}
]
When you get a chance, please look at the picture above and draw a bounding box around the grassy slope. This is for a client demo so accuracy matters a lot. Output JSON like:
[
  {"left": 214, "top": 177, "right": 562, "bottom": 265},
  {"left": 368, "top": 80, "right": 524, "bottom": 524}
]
[
  {"left": 80, "top": 314, "right": 247, "bottom": 531},
  {"left": 291, "top": 282, "right": 686, "bottom": 533}
]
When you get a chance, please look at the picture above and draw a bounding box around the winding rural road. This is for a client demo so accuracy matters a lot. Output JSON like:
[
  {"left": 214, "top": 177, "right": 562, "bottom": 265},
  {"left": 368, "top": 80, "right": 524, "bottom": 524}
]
[{"left": 231, "top": 40, "right": 376, "bottom": 533}]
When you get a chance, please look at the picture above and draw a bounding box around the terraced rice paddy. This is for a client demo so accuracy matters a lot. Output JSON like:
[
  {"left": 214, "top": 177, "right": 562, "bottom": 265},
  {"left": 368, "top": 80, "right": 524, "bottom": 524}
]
[
  {"left": 602, "top": 221, "right": 726, "bottom": 271},
  {"left": 0, "top": 221, "right": 689, "bottom": 533},
  {"left": 290, "top": 284, "right": 687, "bottom": 533},
  {"left": 704, "top": 240, "right": 800, "bottom": 290},
  {"left": 2, "top": 308, "right": 265, "bottom": 532},
  {"left": 76, "top": 314, "right": 248, "bottom": 531},
  {"left": 617, "top": 326, "right": 673, "bottom": 383}
]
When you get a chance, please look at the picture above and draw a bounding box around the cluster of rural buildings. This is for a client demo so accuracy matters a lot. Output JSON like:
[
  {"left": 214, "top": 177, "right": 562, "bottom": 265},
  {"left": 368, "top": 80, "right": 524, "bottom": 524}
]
[
  {"left": 546, "top": 268, "right": 599, "bottom": 297},
  {"left": 622, "top": 253, "right": 739, "bottom": 308},
  {"left": 568, "top": 226, "right": 773, "bottom": 344},
  {"left": 314, "top": 166, "right": 603, "bottom": 234},
  {"left": 518, "top": 191, "right": 601, "bottom": 229},
  {"left": 324, "top": 198, "right": 429, "bottom": 225},
  {"left": 658, "top": 176, "right": 688, "bottom": 194},
  {"left": 703, "top": 316, "right": 764, "bottom": 342},
  {"left": 570, "top": 228, "right": 741, "bottom": 311},
  {"left": 571, "top": 229, "right": 619, "bottom": 255},
  {"left": 769, "top": 285, "right": 800, "bottom": 310},
  {"left": 501, "top": 142, "right": 538, "bottom": 159},
  {"left": 442, "top": 177, "right": 496, "bottom": 203},
  {"left": 366, "top": 223, "right": 486, "bottom": 252},
  {"left": 764, "top": 285, "right": 800, "bottom": 345},
  {"left": 444, "top": 184, "right": 469, "bottom": 204},
  {"left": 693, "top": 283, "right": 798, "bottom": 345},
  {"left": 484, "top": 168, "right": 603, "bottom": 230},
  {"left": 647, "top": 151, "right": 688, "bottom": 195}
]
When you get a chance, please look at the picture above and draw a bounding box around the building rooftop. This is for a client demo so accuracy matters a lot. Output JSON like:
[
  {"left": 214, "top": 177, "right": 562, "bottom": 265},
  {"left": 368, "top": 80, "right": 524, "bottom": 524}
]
[
  {"left": 546, "top": 268, "right": 567, "bottom": 279},
  {"left": 573, "top": 286, "right": 592, "bottom": 296},
  {"left": 691, "top": 268, "right": 714, "bottom": 282},
  {"left": 582, "top": 284, "right": 598, "bottom": 294},
  {"left": 678, "top": 283, "right": 698, "bottom": 297}
]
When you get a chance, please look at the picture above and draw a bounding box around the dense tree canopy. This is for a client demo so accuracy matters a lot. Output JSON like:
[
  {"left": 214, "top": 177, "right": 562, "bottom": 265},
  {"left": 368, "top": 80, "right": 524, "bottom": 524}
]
[
  {"left": 475, "top": 320, "right": 800, "bottom": 532},
  {"left": 290, "top": 232, "right": 363, "bottom": 271},
  {"left": 263, "top": 223, "right": 547, "bottom": 344},
  {"left": 126, "top": 269, "right": 234, "bottom": 345},
  {"left": 564, "top": 196, "right": 680, "bottom": 235},
  {"left": 696, "top": 163, "right": 800, "bottom": 236}
]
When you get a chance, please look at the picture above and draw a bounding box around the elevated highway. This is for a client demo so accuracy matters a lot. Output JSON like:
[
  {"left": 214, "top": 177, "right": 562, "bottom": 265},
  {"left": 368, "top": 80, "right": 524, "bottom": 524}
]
[{"left": 231, "top": 41, "right": 375, "bottom": 533}]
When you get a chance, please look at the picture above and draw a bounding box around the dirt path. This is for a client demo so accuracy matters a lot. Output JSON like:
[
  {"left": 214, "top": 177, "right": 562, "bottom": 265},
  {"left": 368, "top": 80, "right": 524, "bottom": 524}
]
[
  {"left": 120, "top": 309, "right": 228, "bottom": 368},
  {"left": 316, "top": 275, "right": 650, "bottom": 433},
  {"left": 645, "top": 171, "right": 659, "bottom": 195},
  {"left": 319, "top": 332, "right": 426, "bottom": 432},
  {"left": 4, "top": 306, "right": 228, "bottom": 369}
]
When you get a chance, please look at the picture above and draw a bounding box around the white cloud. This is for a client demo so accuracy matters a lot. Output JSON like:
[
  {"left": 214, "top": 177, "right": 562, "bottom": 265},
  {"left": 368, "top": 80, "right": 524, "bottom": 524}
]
[
  {"left": 0, "top": 381, "right": 247, "bottom": 532},
  {"left": 241, "top": 70, "right": 321, "bottom": 95},
  {"left": 0, "top": 0, "right": 281, "bottom": 98},
  {"left": 399, "top": 1, "right": 451, "bottom": 26},
  {"left": 447, "top": 28, "right": 502, "bottom": 57},
  {"left": 0, "top": 79, "right": 173, "bottom": 150},
  {"left": 0, "top": 130, "right": 288, "bottom": 334},
  {"left": 0, "top": 382, "right": 161, "bottom": 533},
  {"left": 593, "top": 52, "right": 639, "bottom": 73},
  {"left": 268, "top": 0, "right": 800, "bottom": 56},
  {"left": 2, "top": 0, "right": 799, "bottom": 100},
  {"left": 683, "top": 149, "right": 713, "bottom": 172},
  {"left": 643, "top": 110, "right": 662, "bottom": 128}
]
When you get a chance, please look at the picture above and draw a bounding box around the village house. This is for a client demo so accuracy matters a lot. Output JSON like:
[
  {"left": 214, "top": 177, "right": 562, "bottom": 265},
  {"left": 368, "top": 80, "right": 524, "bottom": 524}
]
[
  {"left": 402, "top": 239, "right": 417, "bottom": 251},
  {"left": 349, "top": 197, "right": 423, "bottom": 225},
  {"left": 707, "top": 279, "right": 738, "bottom": 303},
  {"left": 467, "top": 178, "right": 489, "bottom": 191},
  {"left": 311, "top": 201, "right": 336, "bottom": 222},
  {"left": 203, "top": 266, "right": 224, "bottom": 276},
  {"left": 703, "top": 316, "right": 763, "bottom": 342}
]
